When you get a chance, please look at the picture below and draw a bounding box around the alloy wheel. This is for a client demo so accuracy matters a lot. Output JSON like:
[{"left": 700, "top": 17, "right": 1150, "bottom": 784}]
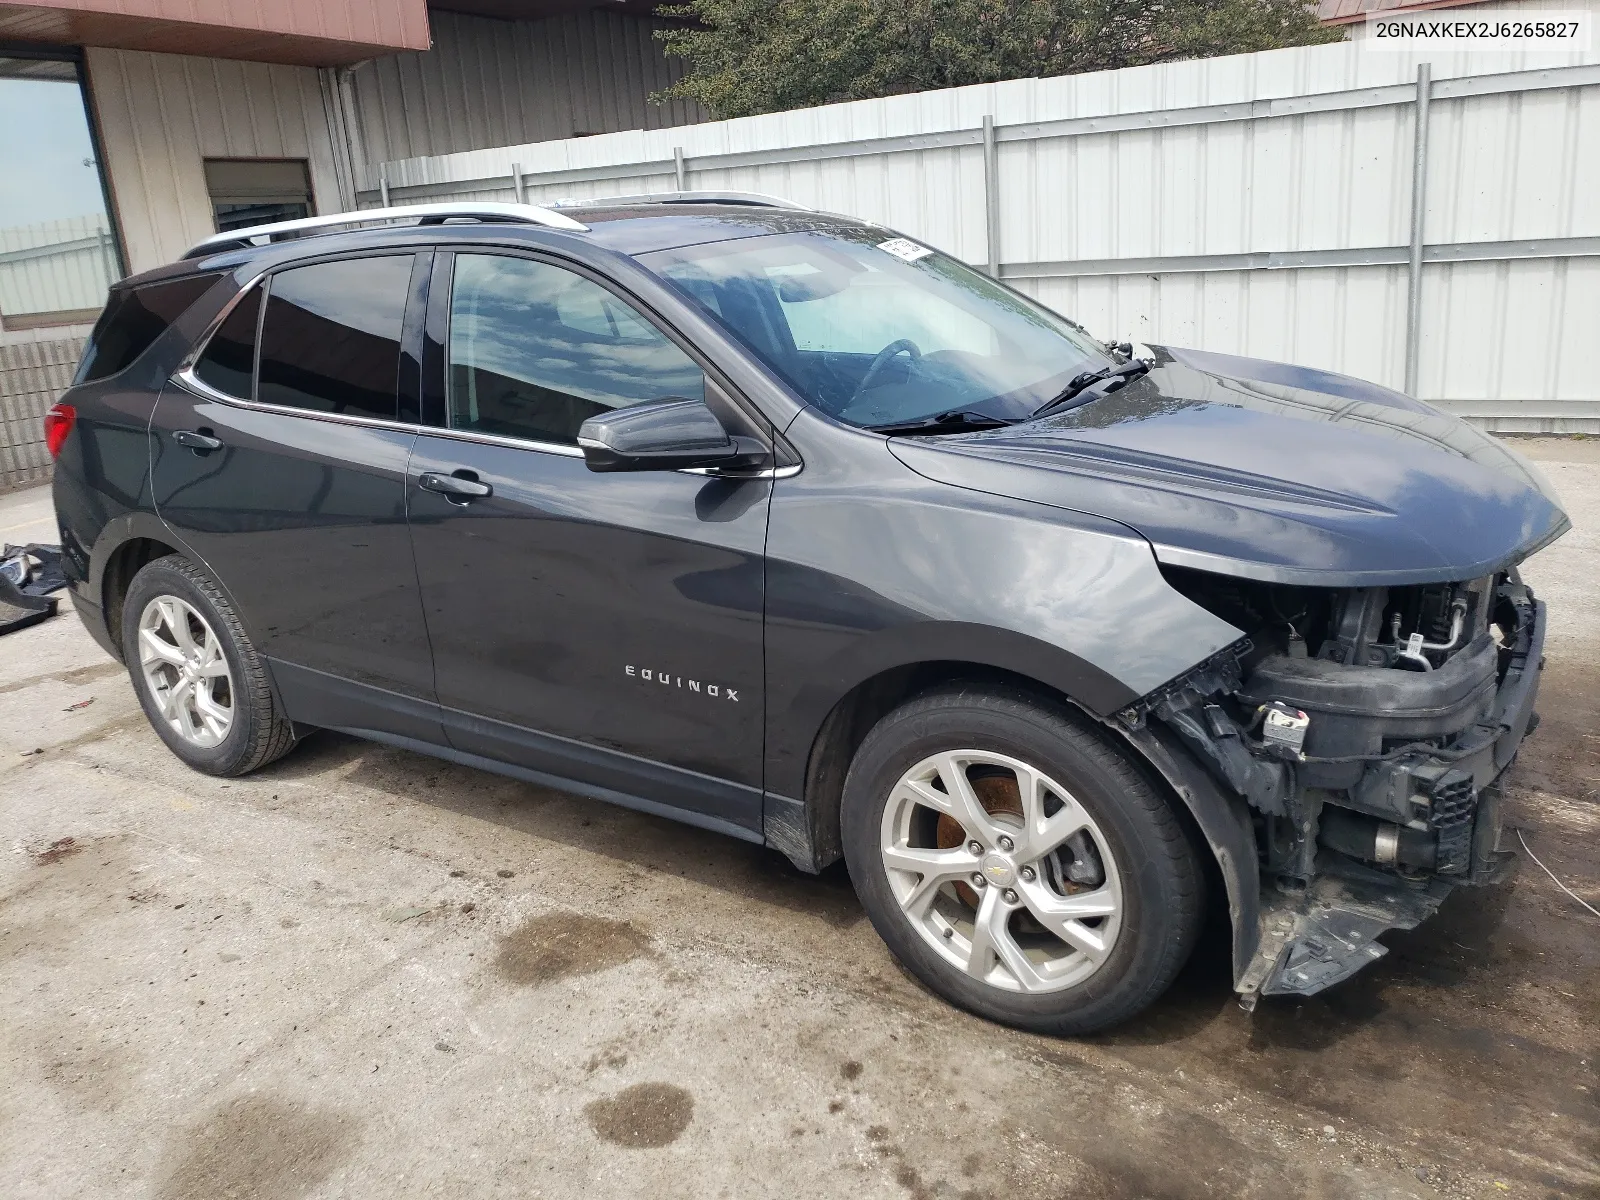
[
  {"left": 879, "top": 749, "right": 1124, "bottom": 993},
  {"left": 137, "top": 594, "right": 235, "bottom": 748}
]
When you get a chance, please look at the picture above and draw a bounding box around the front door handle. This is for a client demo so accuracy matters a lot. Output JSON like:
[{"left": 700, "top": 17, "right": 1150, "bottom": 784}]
[
  {"left": 173, "top": 429, "right": 222, "bottom": 453},
  {"left": 419, "top": 470, "right": 493, "bottom": 501}
]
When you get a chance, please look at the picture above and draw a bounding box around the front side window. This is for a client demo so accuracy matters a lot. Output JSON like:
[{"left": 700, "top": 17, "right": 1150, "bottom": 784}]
[
  {"left": 447, "top": 253, "right": 704, "bottom": 446},
  {"left": 256, "top": 255, "right": 413, "bottom": 420},
  {"left": 645, "top": 228, "right": 1109, "bottom": 429}
]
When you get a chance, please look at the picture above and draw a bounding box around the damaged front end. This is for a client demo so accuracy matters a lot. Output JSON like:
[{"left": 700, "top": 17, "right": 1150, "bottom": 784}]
[{"left": 1129, "top": 567, "right": 1544, "bottom": 1005}]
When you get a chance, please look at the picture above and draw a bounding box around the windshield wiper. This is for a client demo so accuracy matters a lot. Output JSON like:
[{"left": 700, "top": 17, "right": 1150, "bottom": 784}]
[
  {"left": 1029, "top": 360, "right": 1151, "bottom": 419},
  {"left": 866, "top": 410, "right": 1016, "bottom": 436}
]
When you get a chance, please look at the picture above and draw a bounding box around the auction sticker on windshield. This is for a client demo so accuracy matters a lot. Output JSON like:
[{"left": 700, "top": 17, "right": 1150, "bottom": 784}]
[{"left": 878, "top": 237, "right": 933, "bottom": 263}]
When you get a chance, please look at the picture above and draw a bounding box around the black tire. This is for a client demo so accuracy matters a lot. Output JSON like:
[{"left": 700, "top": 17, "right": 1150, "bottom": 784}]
[
  {"left": 841, "top": 684, "right": 1204, "bottom": 1035},
  {"left": 121, "top": 554, "right": 297, "bottom": 777}
]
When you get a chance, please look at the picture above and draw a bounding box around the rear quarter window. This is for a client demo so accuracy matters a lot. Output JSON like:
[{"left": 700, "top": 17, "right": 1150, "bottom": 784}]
[{"left": 75, "top": 273, "right": 222, "bottom": 384}]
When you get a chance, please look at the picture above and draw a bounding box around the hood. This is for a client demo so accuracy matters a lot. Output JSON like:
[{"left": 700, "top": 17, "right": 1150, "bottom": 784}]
[{"left": 888, "top": 345, "right": 1569, "bottom": 587}]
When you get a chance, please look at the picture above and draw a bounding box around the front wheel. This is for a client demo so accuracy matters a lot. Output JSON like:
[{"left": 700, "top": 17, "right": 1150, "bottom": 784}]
[{"left": 841, "top": 685, "right": 1203, "bottom": 1035}]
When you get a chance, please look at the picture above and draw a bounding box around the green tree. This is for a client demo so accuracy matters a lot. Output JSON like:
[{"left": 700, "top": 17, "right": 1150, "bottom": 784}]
[{"left": 654, "top": 0, "right": 1342, "bottom": 119}]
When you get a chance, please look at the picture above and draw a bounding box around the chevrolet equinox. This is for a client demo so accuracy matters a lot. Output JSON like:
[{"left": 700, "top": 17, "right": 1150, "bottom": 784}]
[{"left": 47, "top": 195, "right": 1566, "bottom": 1033}]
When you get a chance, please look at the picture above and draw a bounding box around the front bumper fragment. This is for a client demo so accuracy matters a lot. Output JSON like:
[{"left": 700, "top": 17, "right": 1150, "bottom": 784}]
[
  {"left": 1237, "top": 591, "right": 1543, "bottom": 1003},
  {"left": 1239, "top": 782, "right": 1515, "bottom": 1003}
]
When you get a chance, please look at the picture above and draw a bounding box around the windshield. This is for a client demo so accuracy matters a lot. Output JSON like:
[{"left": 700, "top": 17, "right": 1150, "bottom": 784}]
[{"left": 642, "top": 227, "right": 1109, "bottom": 428}]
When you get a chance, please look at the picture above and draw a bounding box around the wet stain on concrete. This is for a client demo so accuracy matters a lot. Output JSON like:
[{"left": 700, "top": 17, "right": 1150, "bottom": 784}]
[
  {"left": 0, "top": 659, "right": 125, "bottom": 696},
  {"left": 38, "top": 1033, "right": 134, "bottom": 1112},
  {"left": 583, "top": 1082, "right": 693, "bottom": 1148},
  {"left": 494, "top": 911, "right": 651, "bottom": 986},
  {"left": 153, "top": 1094, "right": 357, "bottom": 1200},
  {"left": 31, "top": 837, "right": 82, "bottom": 866}
]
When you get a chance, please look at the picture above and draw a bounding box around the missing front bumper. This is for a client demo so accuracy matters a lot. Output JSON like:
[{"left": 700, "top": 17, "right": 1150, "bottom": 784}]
[{"left": 1239, "top": 777, "right": 1518, "bottom": 1003}]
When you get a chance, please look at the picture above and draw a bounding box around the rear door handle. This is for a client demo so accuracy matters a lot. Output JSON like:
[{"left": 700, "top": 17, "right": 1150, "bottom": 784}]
[
  {"left": 173, "top": 429, "right": 222, "bottom": 452},
  {"left": 419, "top": 470, "right": 493, "bottom": 501}
]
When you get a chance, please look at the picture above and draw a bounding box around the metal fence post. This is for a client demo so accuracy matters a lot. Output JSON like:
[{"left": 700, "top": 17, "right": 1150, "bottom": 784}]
[
  {"left": 511, "top": 163, "right": 525, "bottom": 204},
  {"left": 379, "top": 164, "right": 391, "bottom": 208},
  {"left": 674, "top": 146, "right": 686, "bottom": 191},
  {"left": 982, "top": 115, "right": 1000, "bottom": 276},
  {"left": 1405, "top": 63, "right": 1432, "bottom": 397}
]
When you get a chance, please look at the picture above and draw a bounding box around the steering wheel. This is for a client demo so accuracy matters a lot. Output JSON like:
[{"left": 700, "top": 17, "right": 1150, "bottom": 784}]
[{"left": 848, "top": 338, "right": 922, "bottom": 409}]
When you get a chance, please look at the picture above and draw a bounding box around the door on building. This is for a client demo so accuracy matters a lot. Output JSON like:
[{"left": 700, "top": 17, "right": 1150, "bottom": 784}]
[
  {"left": 405, "top": 249, "right": 772, "bottom": 836},
  {"left": 204, "top": 159, "right": 311, "bottom": 234},
  {"left": 151, "top": 251, "right": 440, "bottom": 740}
]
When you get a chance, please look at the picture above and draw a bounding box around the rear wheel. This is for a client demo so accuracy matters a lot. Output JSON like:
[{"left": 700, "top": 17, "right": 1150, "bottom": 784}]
[
  {"left": 122, "top": 555, "right": 296, "bottom": 776},
  {"left": 841, "top": 685, "right": 1203, "bottom": 1034}
]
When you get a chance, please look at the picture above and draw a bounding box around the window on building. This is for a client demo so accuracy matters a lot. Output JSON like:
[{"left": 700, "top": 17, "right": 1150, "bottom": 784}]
[
  {"left": 447, "top": 254, "right": 705, "bottom": 446},
  {"left": 256, "top": 256, "right": 413, "bottom": 420},
  {"left": 0, "top": 53, "right": 122, "bottom": 332},
  {"left": 205, "top": 160, "right": 312, "bottom": 234}
]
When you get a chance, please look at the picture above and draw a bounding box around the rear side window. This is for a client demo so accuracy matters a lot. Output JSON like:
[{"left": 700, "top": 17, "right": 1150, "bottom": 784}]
[
  {"left": 256, "top": 255, "right": 413, "bottom": 420},
  {"left": 75, "top": 273, "right": 222, "bottom": 383},
  {"left": 193, "top": 285, "right": 262, "bottom": 400}
]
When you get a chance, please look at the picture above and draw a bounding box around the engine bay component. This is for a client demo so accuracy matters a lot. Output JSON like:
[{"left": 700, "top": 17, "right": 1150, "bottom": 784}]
[
  {"left": 1260, "top": 702, "right": 1310, "bottom": 758},
  {"left": 1145, "top": 567, "right": 1542, "bottom": 1002}
]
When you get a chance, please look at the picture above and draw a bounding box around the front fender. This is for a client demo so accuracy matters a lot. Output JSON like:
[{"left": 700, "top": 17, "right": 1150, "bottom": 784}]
[{"left": 1116, "top": 722, "right": 1261, "bottom": 988}]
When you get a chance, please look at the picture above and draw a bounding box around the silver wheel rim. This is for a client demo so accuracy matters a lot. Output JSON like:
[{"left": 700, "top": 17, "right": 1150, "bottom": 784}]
[
  {"left": 879, "top": 750, "right": 1124, "bottom": 994},
  {"left": 137, "top": 594, "right": 234, "bottom": 749}
]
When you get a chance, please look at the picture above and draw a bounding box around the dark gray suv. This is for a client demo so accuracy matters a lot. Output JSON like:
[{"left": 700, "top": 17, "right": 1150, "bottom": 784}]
[{"left": 46, "top": 195, "right": 1565, "bottom": 1033}]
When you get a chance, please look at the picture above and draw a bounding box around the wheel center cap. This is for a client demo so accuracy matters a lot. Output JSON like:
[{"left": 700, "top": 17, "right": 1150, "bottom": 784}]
[{"left": 980, "top": 853, "right": 1016, "bottom": 888}]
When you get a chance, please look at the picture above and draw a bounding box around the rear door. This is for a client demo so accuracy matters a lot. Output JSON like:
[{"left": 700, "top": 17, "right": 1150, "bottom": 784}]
[
  {"left": 405, "top": 249, "right": 772, "bottom": 835},
  {"left": 151, "top": 252, "right": 441, "bottom": 741}
]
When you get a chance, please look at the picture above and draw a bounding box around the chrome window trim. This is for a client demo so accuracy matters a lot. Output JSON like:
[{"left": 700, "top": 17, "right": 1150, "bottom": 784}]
[
  {"left": 679, "top": 463, "right": 802, "bottom": 480},
  {"left": 170, "top": 365, "right": 800, "bottom": 472},
  {"left": 176, "top": 267, "right": 267, "bottom": 377},
  {"left": 170, "top": 365, "right": 423, "bottom": 435},
  {"left": 424, "top": 426, "right": 586, "bottom": 458}
]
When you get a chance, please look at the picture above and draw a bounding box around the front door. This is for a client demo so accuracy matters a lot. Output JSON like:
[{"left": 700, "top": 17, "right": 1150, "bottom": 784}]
[
  {"left": 151, "top": 253, "right": 440, "bottom": 740},
  {"left": 406, "top": 250, "right": 770, "bottom": 834}
]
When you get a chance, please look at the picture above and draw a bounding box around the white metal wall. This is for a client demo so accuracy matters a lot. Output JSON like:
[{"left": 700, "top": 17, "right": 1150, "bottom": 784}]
[
  {"left": 371, "top": 30, "right": 1600, "bottom": 431},
  {"left": 0, "top": 216, "right": 119, "bottom": 319},
  {"left": 351, "top": 9, "right": 703, "bottom": 179}
]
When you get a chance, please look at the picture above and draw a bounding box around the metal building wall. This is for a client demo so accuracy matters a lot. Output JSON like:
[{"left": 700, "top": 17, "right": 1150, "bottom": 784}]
[
  {"left": 350, "top": 9, "right": 704, "bottom": 187},
  {"left": 85, "top": 47, "right": 347, "bottom": 273},
  {"left": 372, "top": 31, "right": 1600, "bottom": 432}
]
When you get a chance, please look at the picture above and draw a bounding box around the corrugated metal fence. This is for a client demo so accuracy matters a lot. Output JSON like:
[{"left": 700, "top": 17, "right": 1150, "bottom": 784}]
[
  {"left": 0, "top": 216, "right": 119, "bottom": 322},
  {"left": 363, "top": 37, "right": 1600, "bottom": 433},
  {"left": 0, "top": 337, "right": 82, "bottom": 492}
]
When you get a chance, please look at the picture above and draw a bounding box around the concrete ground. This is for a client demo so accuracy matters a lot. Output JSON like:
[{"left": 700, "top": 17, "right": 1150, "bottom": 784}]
[{"left": 1, "top": 440, "right": 1596, "bottom": 1200}]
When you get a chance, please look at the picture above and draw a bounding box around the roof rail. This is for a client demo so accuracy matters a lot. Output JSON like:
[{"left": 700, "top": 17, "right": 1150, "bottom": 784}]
[
  {"left": 183, "top": 201, "right": 589, "bottom": 259},
  {"left": 550, "top": 190, "right": 810, "bottom": 212}
]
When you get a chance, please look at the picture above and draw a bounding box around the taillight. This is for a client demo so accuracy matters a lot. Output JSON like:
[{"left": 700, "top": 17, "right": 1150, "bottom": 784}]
[{"left": 44, "top": 403, "right": 76, "bottom": 458}]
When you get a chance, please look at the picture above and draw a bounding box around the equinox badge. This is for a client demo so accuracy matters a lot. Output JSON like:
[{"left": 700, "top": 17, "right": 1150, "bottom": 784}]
[{"left": 625, "top": 664, "right": 739, "bottom": 702}]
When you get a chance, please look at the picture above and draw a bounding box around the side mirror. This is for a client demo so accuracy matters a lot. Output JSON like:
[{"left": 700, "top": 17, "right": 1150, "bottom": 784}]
[{"left": 577, "top": 398, "right": 769, "bottom": 473}]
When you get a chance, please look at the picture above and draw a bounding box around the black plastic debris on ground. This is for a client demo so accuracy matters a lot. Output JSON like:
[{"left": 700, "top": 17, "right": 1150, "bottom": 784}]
[{"left": 0, "top": 543, "right": 66, "bottom": 636}]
